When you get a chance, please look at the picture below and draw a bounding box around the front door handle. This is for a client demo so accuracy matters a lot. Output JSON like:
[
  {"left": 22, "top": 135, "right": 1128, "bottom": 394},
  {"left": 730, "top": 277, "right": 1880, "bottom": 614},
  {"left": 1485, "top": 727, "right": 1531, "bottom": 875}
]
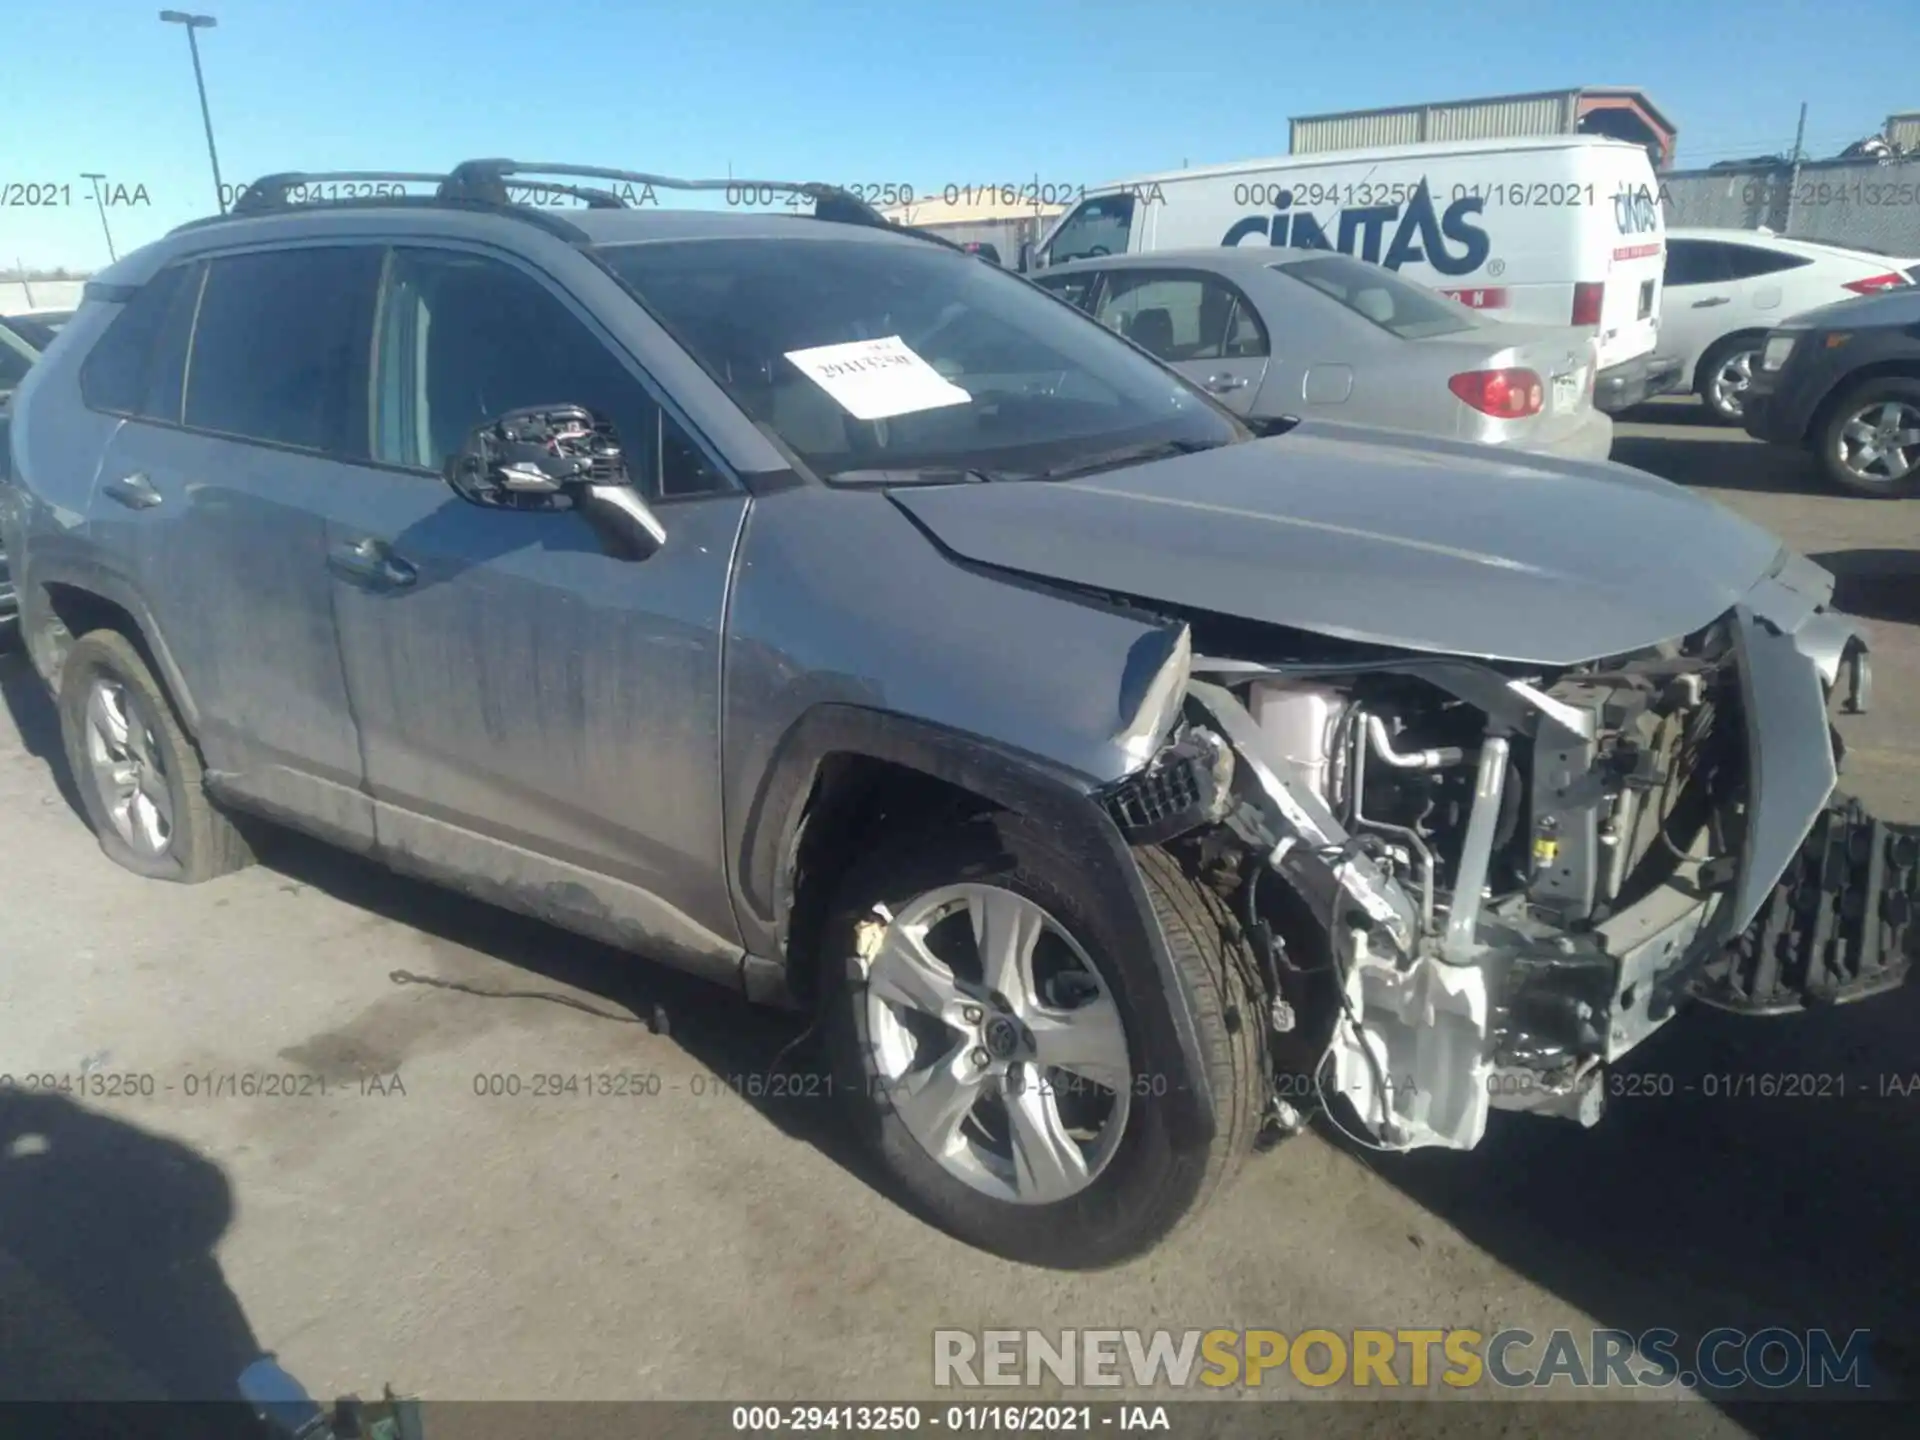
[
  {"left": 1691, "top": 296, "right": 1732, "bottom": 309},
  {"left": 327, "top": 537, "right": 417, "bottom": 590},
  {"left": 1205, "top": 374, "right": 1251, "bottom": 393},
  {"left": 101, "top": 472, "right": 163, "bottom": 510}
]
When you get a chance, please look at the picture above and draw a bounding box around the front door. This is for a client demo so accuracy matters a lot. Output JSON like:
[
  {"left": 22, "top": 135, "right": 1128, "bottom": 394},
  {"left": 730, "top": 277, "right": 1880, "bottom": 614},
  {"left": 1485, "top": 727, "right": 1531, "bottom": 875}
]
[
  {"left": 1088, "top": 269, "right": 1271, "bottom": 416},
  {"left": 322, "top": 244, "right": 748, "bottom": 978}
]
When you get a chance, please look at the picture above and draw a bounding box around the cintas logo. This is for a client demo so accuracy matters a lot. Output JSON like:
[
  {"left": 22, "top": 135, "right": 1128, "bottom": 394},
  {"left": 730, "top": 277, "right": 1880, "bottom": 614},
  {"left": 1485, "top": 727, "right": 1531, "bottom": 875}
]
[
  {"left": 1613, "top": 184, "right": 1660, "bottom": 236},
  {"left": 1221, "top": 181, "right": 1490, "bottom": 277}
]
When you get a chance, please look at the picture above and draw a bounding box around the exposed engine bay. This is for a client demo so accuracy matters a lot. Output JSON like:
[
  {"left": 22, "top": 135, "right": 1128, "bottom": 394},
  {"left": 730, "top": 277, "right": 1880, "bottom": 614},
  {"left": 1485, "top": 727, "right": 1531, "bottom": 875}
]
[{"left": 1100, "top": 607, "right": 1905, "bottom": 1154}]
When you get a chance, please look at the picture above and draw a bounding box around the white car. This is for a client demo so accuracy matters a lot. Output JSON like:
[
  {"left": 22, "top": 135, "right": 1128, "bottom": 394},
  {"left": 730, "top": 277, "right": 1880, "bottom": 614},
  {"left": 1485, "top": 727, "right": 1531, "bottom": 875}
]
[{"left": 1658, "top": 228, "right": 1920, "bottom": 421}]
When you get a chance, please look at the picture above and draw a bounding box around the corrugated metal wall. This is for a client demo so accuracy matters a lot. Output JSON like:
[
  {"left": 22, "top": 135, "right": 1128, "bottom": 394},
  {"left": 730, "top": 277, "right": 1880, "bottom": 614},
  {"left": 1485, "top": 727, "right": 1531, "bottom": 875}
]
[
  {"left": 1289, "top": 110, "right": 1423, "bottom": 154},
  {"left": 1292, "top": 93, "right": 1575, "bottom": 153},
  {"left": 1660, "top": 158, "right": 1920, "bottom": 254},
  {"left": 1889, "top": 113, "right": 1920, "bottom": 152},
  {"left": 1424, "top": 94, "right": 1570, "bottom": 142}
]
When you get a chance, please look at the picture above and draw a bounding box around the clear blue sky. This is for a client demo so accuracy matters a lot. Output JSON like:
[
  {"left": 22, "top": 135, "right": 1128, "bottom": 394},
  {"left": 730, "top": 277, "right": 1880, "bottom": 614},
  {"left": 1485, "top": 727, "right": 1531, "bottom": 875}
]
[{"left": 5, "top": 0, "right": 1913, "bottom": 270}]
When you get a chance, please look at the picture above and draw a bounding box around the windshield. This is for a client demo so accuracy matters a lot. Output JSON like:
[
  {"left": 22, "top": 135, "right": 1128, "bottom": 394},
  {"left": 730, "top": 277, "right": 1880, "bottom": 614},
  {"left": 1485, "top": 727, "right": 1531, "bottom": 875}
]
[
  {"left": 1277, "top": 254, "right": 1479, "bottom": 340},
  {"left": 597, "top": 236, "right": 1239, "bottom": 480}
]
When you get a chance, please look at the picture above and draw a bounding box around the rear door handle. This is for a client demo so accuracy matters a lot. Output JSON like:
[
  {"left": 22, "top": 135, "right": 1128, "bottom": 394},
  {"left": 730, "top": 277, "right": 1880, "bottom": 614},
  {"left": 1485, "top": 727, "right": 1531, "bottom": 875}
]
[
  {"left": 101, "top": 472, "right": 163, "bottom": 510},
  {"left": 1691, "top": 296, "right": 1732, "bottom": 309},
  {"left": 1205, "top": 374, "right": 1251, "bottom": 393},
  {"left": 327, "top": 536, "right": 417, "bottom": 590}
]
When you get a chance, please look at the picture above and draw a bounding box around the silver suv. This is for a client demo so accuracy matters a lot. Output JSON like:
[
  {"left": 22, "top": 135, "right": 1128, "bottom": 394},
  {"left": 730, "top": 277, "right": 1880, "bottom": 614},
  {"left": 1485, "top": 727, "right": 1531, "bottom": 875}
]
[{"left": 3, "top": 162, "right": 1913, "bottom": 1269}]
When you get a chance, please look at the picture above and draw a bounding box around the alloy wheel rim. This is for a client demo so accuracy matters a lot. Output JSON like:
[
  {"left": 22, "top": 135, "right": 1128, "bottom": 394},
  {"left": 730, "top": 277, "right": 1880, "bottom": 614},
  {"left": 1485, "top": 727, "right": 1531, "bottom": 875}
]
[
  {"left": 1711, "top": 350, "right": 1756, "bottom": 416},
  {"left": 859, "top": 883, "right": 1133, "bottom": 1205},
  {"left": 83, "top": 679, "right": 174, "bottom": 857},
  {"left": 1837, "top": 400, "right": 1920, "bottom": 484}
]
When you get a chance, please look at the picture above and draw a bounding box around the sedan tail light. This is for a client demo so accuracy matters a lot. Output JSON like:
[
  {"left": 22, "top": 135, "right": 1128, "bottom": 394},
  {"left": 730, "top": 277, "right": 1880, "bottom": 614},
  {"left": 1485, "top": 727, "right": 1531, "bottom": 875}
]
[
  {"left": 1450, "top": 368, "right": 1544, "bottom": 418},
  {"left": 1841, "top": 272, "right": 1909, "bottom": 294},
  {"left": 1571, "top": 281, "right": 1605, "bottom": 327}
]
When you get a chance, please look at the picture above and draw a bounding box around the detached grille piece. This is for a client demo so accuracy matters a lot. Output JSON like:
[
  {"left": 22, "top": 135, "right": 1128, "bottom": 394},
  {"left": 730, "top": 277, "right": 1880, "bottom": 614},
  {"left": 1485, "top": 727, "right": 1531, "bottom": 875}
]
[
  {"left": 1699, "top": 797, "right": 1918, "bottom": 1012},
  {"left": 1102, "top": 741, "right": 1219, "bottom": 845}
]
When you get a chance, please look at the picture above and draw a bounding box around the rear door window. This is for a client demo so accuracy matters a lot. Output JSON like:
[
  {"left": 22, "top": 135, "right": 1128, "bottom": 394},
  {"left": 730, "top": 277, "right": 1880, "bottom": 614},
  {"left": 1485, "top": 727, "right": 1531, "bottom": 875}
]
[
  {"left": 80, "top": 262, "right": 205, "bottom": 422},
  {"left": 184, "top": 247, "right": 382, "bottom": 456},
  {"left": 1663, "top": 240, "right": 1733, "bottom": 287},
  {"left": 1276, "top": 254, "right": 1475, "bottom": 339}
]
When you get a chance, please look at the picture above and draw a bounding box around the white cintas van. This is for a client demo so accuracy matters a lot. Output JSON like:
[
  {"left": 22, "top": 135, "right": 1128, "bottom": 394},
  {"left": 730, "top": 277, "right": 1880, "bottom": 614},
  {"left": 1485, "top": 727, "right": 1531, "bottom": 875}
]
[{"left": 1033, "top": 135, "right": 1679, "bottom": 413}]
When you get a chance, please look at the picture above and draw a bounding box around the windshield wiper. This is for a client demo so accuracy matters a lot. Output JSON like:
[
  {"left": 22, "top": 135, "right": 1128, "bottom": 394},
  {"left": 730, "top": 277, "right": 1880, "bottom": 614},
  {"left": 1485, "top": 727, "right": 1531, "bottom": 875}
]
[
  {"left": 824, "top": 466, "right": 998, "bottom": 487},
  {"left": 1023, "top": 437, "right": 1228, "bottom": 483}
]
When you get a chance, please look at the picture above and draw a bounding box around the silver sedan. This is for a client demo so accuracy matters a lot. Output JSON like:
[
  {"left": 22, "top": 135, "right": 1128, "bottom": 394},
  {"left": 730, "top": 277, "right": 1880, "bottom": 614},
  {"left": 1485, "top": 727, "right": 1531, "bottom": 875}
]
[{"left": 1032, "top": 247, "right": 1613, "bottom": 460}]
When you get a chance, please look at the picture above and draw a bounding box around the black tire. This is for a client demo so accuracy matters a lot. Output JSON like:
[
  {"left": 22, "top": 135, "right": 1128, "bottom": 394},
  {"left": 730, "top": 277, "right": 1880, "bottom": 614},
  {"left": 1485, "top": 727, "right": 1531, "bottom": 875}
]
[
  {"left": 1694, "top": 334, "right": 1765, "bottom": 423},
  {"left": 823, "top": 811, "right": 1266, "bottom": 1269},
  {"left": 1816, "top": 376, "right": 1920, "bottom": 498},
  {"left": 57, "top": 629, "right": 253, "bottom": 882}
]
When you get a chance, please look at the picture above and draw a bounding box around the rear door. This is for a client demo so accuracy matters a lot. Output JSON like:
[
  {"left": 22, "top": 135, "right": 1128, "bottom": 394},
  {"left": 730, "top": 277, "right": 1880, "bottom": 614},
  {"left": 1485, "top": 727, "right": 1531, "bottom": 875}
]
[
  {"left": 88, "top": 246, "right": 382, "bottom": 846},
  {"left": 1660, "top": 238, "right": 1742, "bottom": 373},
  {"left": 1087, "top": 268, "right": 1269, "bottom": 414},
  {"left": 1592, "top": 150, "right": 1665, "bottom": 371}
]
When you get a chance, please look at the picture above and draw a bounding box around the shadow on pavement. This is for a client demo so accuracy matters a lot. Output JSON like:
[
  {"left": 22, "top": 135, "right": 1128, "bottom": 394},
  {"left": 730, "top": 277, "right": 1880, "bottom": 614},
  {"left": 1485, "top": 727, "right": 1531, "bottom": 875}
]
[
  {"left": 245, "top": 828, "right": 894, "bottom": 1200},
  {"left": 1808, "top": 548, "right": 1920, "bottom": 626},
  {"left": 0, "top": 648, "right": 87, "bottom": 823},
  {"left": 1349, "top": 979, "right": 1920, "bottom": 1437},
  {"left": 1610, "top": 426, "right": 1832, "bottom": 497},
  {"left": 0, "top": 1088, "right": 273, "bottom": 1431}
]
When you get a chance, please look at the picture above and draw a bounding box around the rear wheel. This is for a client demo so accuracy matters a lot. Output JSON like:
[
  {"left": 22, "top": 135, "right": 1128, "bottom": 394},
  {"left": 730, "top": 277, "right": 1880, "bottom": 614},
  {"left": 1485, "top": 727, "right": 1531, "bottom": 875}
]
[
  {"left": 57, "top": 630, "right": 254, "bottom": 882},
  {"left": 1697, "top": 335, "right": 1765, "bottom": 422},
  {"left": 824, "top": 811, "right": 1266, "bottom": 1269},
  {"left": 1817, "top": 378, "right": 1920, "bottom": 498}
]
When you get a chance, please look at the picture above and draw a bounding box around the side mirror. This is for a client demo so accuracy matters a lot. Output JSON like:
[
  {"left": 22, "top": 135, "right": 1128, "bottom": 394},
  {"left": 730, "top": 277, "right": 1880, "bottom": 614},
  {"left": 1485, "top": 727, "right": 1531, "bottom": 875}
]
[{"left": 446, "top": 405, "right": 666, "bottom": 560}]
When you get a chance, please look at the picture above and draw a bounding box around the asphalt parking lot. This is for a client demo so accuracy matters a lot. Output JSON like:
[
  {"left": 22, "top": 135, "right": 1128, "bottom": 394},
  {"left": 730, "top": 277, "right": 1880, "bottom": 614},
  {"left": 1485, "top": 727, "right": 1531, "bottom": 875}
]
[{"left": 3, "top": 397, "right": 1917, "bottom": 1437}]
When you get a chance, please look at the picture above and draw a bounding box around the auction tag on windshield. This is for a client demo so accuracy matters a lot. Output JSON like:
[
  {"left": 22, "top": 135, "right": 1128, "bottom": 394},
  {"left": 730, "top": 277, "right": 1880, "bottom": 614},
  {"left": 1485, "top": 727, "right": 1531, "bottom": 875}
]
[{"left": 783, "top": 335, "right": 972, "bottom": 421}]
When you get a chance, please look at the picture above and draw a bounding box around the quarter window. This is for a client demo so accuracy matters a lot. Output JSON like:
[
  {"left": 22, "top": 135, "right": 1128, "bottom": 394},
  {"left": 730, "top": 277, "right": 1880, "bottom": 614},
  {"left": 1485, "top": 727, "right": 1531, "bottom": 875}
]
[
  {"left": 1721, "top": 244, "right": 1813, "bottom": 280},
  {"left": 185, "top": 247, "right": 381, "bottom": 455},
  {"left": 80, "top": 261, "right": 205, "bottom": 422},
  {"left": 371, "top": 248, "right": 724, "bottom": 500}
]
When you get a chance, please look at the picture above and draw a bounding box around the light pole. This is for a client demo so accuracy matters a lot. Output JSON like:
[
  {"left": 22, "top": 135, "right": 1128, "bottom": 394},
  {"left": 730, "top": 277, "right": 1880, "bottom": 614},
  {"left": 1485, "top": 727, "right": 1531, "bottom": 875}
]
[
  {"left": 158, "top": 11, "right": 226, "bottom": 213},
  {"left": 80, "top": 173, "right": 118, "bottom": 261}
]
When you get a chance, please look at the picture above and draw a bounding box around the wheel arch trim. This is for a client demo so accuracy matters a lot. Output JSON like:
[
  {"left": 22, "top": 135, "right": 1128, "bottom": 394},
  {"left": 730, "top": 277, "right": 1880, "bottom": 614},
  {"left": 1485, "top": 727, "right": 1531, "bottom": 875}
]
[{"left": 735, "top": 702, "right": 1219, "bottom": 1137}]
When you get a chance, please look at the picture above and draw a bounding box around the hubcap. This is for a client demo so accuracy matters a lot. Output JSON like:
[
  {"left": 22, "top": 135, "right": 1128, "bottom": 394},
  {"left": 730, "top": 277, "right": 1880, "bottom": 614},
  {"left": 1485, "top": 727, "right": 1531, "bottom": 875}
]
[
  {"left": 1837, "top": 400, "right": 1920, "bottom": 485},
  {"left": 858, "top": 883, "right": 1133, "bottom": 1205},
  {"left": 82, "top": 679, "right": 174, "bottom": 858},
  {"left": 1710, "top": 349, "right": 1756, "bottom": 416}
]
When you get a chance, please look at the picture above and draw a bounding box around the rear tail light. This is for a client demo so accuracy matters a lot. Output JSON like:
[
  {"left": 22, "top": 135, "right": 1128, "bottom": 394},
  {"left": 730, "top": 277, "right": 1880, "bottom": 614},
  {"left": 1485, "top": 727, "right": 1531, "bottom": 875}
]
[
  {"left": 1841, "top": 272, "right": 1909, "bottom": 294},
  {"left": 1571, "top": 281, "right": 1605, "bottom": 327},
  {"left": 1450, "top": 368, "right": 1544, "bottom": 418}
]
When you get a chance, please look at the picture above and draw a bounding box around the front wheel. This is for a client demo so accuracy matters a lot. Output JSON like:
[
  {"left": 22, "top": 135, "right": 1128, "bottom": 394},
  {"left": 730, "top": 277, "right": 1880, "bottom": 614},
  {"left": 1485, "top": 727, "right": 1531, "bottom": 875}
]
[
  {"left": 1818, "top": 378, "right": 1920, "bottom": 497},
  {"left": 824, "top": 812, "right": 1266, "bottom": 1268}
]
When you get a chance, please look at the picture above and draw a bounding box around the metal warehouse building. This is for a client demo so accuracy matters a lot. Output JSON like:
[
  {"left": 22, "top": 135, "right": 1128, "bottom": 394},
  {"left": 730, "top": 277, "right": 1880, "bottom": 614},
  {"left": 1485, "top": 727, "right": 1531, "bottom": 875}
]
[{"left": 1289, "top": 87, "right": 1677, "bottom": 170}]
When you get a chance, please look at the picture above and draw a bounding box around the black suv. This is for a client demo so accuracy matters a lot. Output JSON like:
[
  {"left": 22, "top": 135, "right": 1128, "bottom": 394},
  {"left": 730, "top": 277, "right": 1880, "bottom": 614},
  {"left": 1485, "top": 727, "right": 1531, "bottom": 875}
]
[{"left": 1743, "top": 286, "right": 1920, "bottom": 496}]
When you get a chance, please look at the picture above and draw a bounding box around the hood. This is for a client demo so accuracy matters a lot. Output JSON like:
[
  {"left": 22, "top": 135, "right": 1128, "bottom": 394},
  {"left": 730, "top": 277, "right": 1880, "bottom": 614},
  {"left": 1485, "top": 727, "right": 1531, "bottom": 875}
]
[{"left": 889, "top": 424, "right": 1794, "bottom": 666}]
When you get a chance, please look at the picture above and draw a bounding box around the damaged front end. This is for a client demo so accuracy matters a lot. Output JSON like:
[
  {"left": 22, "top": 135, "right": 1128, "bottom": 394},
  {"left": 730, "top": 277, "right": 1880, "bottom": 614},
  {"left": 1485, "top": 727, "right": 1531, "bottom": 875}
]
[{"left": 1098, "top": 572, "right": 1911, "bottom": 1153}]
